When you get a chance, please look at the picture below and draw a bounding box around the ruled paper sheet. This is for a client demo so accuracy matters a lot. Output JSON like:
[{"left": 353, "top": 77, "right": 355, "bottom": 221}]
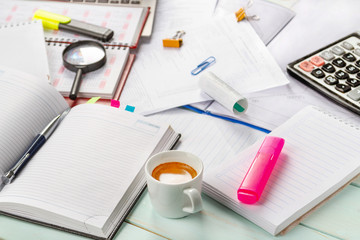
[
  {"left": 147, "top": 108, "right": 266, "bottom": 170},
  {"left": 205, "top": 106, "right": 360, "bottom": 235},
  {"left": 0, "top": 66, "right": 69, "bottom": 175},
  {"left": 0, "top": 104, "right": 169, "bottom": 234}
]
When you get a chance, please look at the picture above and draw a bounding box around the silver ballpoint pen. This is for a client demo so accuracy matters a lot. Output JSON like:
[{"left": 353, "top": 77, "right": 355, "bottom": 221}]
[{"left": 0, "top": 108, "right": 70, "bottom": 190}]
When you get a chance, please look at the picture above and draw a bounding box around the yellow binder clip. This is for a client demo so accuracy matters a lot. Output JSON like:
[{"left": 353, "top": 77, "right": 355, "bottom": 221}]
[
  {"left": 162, "top": 31, "right": 185, "bottom": 48},
  {"left": 235, "top": 0, "right": 260, "bottom": 22}
]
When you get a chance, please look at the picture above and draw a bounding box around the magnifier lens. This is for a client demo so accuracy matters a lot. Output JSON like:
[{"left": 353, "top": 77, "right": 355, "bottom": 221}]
[
  {"left": 63, "top": 44, "right": 105, "bottom": 66},
  {"left": 62, "top": 41, "right": 106, "bottom": 100}
]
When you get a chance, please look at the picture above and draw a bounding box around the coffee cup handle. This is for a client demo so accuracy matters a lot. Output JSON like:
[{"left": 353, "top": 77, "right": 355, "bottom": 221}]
[{"left": 182, "top": 188, "right": 203, "bottom": 214}]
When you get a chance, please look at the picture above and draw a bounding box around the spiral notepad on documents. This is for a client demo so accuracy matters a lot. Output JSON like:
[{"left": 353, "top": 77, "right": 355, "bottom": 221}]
[
  {"left": 46, "top": 43, "right": 130, "bottom": 99},
  {"left": 204, "top": 106, "right": 360, "bottom": 236}
]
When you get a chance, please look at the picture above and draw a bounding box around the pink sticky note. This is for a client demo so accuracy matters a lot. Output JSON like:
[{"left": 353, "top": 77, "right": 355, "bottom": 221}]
[{"left": 111, "top": 99, "right": 120, "bottom": 108}]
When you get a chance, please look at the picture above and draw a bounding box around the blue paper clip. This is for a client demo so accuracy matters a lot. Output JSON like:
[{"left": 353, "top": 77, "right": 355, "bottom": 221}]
[{"left": 191, "top": 56, "right": 216, "bottom": 75}]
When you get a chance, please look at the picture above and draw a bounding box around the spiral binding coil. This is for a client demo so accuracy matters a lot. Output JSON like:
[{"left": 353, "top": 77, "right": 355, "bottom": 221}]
[
  {"left": 0, "top": 21, "right": 37, "bottom": 29},
  {"left": 0, "top": 21, "right": 131, "bottom": 50},
  {"left": 312, "top": 106, "right": 360, "bottom": 130},
  {"left": 45, "top": 37, "right": 128, "bottom": 50}
]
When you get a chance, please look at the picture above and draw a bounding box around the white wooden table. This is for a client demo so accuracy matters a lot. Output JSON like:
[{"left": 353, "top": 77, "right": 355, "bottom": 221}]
[{"left": 1, "top": 177, "right": 360, "bottom": 239}]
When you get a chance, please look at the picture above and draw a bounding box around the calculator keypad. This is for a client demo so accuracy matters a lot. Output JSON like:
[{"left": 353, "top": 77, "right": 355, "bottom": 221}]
[
  {"left": 324, "top": 75, "right": 338, "bottom": 85},
  {"left": 331, "top": 46, "right": 345, "bottom": 55},
  {"left": 346, "top": 78, "right": 360, "bottom": 87},
  {"left": 335, "top": 70, "right": 349, "bottom": 79},
  {"left": 322, "top": 63, "right": 336, "bottom": 73},
  {"left": 348, "top": 87, "right": 360, "bottom": 100},
  {"left": 310, "top": 56, "right": 325, "bottom": 66},
  {"left": 341, "top": 41, "right": 354, "bottom": 50},
  {"left": 343, "top": 52, "right": 356, "bottom": 62},
  {"left": 335, "top": 84, "right": 351, "bottom": 93},
  {"left": 290, "top": 34, "right": 360, "bottom": 114},
  {"left": 332, "top": 58, "right": 346, "bottom": 67},
  {"left": 320, "top": 51, "right": 335, "bottom": 61},
  {"left": 299, "top": 61, "right": 314, "bottom": 72},
  {"left": 345, "top": 65, "right": 359, "bottom": 74}
]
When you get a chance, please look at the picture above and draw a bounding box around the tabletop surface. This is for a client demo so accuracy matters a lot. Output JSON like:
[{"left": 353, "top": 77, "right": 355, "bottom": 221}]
[
  {"left": 2, "top": 0, "right": 360, "bottom": 239},
  {"left": 1, "top": 177, "right": 360, "bottom": 239}
]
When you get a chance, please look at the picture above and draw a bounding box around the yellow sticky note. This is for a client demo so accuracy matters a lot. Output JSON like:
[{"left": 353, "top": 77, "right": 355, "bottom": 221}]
[{"left": 87, "top": 97, "right": 101, "bottom": 104}]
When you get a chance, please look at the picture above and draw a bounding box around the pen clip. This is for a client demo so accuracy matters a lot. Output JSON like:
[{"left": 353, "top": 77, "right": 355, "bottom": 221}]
[{"left": 191, "top": 56, "right": 216, "bottom": 76}]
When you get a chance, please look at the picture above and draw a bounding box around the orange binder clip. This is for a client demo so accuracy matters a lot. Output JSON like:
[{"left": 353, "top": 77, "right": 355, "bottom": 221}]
[
  {"left": 235, "top": 8, "right": 246, "bottom": 22},
  {"left": 235, "top": 0, "right": 260, "bottom": 22},
  {"left": 163, "top": 31, "right": 185, "bottom": 48}
]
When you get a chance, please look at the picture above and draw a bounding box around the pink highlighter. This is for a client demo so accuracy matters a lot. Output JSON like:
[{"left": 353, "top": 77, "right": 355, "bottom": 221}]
[{"left": 237, "top": 136, "right": 285, "bottom": 204}]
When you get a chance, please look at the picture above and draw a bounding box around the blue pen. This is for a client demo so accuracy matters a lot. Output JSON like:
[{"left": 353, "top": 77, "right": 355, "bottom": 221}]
[
  {"left": 1, "top": 110, "right": 68, "bottom": 186},
  {"left": 181, "top": 105, "right": 271, "bottom": 134}
]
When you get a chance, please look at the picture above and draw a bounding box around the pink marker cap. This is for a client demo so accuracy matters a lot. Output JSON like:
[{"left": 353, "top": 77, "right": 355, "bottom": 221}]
[{"left": 237, "top": 136, "right": 285, "bottom": 204}]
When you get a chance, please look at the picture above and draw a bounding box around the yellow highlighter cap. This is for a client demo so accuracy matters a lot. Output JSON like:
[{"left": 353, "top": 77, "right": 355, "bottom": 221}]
[{"left": 33, "top": 9, "right": 71, "bottom": 30}]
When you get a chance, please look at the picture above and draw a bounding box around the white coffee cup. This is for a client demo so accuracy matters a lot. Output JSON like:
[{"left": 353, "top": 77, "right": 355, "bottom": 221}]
[{"left": 145, "top": 150, "right": 203, "bottom": 218}]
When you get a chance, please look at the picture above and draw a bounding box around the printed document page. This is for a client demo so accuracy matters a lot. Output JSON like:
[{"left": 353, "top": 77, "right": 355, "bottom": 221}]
[
  {"left": 148, "top": 108, "right": 266, "bottom": 170},
  {"left": 229, "top": 0, "right": 360, "bottom": 130},
  {"left": 128, "top": 14, "right": 288, "bottom": 115},
  {"left": 214, "top": 0, "right": 295, "bottom": 45}
]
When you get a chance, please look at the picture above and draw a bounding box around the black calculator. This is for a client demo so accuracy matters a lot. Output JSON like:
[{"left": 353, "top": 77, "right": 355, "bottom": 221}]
[{"left": 287, "top": 32, "right": 360, "bottom": 115}]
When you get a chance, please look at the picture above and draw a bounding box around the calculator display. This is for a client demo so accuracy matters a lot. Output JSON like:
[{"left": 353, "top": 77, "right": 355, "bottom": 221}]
[{"left": 287, "top": 32, "right": 360, "bottom": 115}]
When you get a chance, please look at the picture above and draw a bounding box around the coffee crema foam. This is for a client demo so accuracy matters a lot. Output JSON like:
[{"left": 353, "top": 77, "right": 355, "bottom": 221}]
[{"left": 152, "top": 162, "right": 197, "bottom": 184}]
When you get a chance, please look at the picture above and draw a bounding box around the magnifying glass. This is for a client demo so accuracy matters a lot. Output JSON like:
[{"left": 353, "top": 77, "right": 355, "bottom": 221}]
[{"left": 63, "top": 40, "right": 106, "bottom": 100}]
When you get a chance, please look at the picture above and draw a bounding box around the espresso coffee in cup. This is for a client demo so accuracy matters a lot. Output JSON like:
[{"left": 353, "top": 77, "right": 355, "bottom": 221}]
[
  {"left": 151, "top": 162, "right": 197, "bottom": 184},
  {"left": 145, "top": 150, "right": 203, "bottom": 218}
]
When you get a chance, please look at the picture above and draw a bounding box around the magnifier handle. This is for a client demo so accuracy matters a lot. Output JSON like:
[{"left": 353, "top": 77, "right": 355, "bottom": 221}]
[{"left": 69, "top": 68, "right": 83, "bottom": 100}]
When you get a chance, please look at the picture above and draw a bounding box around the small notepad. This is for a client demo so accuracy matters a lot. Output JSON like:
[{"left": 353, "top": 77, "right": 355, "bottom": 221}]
[
  {"left": 47, "top": 44, "right": 130, "bottom": 99},
  {"left": 204, "top": 106, "right": 360, "bottom": 235}
]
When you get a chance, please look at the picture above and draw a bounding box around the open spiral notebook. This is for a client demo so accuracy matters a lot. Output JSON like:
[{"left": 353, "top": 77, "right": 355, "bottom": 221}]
[
  {"left": 205, "top": 105, "right": 360, "bottom": 235},
  {"left": 0, "top": 20, "right": 134, "bottom": 100},
  {"left": 0, "top": 0, "right": 149, "bottom": 48},
  {"left": 46, "top": 42, "right": 130, "bottom": 99}
]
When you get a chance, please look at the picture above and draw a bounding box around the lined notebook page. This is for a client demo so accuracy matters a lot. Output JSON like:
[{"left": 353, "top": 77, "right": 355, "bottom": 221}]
[
  {"left": 0, "top": 1, "right": 145, "bottom": 46},
  {"left": 0, "top": 66, "right": 69, "bottom": 175},
  {"left": 46, "top": 44, "right": 129, "bottom": 98},
  {"left": 206, "top": 106, "right": 360, "bottom": 235},
  {"left": 0, "top": 104, "right": 169, "bottom": 234}
]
